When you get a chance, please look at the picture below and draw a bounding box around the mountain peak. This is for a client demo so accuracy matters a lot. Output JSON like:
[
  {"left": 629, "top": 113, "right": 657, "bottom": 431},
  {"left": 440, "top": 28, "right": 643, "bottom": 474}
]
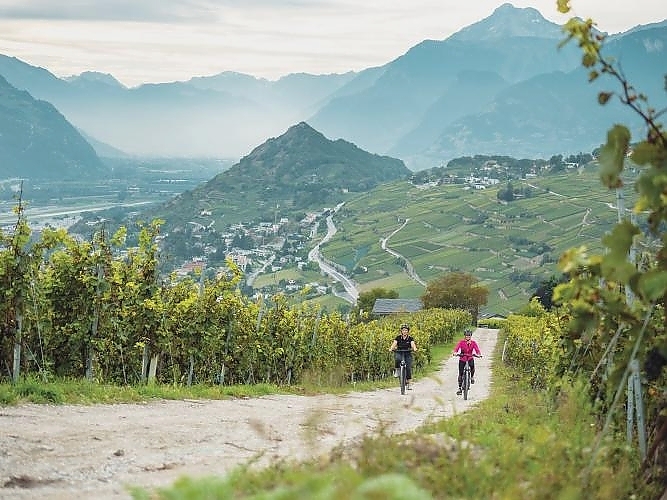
[
  {"left": 244, "top": 121, "right": 336, "bottom": 162},
  {"left": 63, "top": 71, "right": 127, "bottom": 89},
  {"left": 221, "top": 121, "right": 409, "bottom": 199},
  {"left": 284, "top": 121, "right": 320, "bottom": 136},
  {"left": 449, "top": 3, "right": 563, "bottom": 42}
]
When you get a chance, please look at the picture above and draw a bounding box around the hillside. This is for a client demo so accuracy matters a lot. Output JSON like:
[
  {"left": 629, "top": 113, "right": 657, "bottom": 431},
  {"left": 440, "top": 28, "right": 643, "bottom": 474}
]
[
  {"left": 147, "top": 122, "right": 410, "bottom": 258},
  {"left": 73, "top": 147, "right": 637, "bottom": 316},
  {"left": 304, "top": 159, "right": 641, "bottom": 315},
  {"left": 0, "top": 75, "right": 107, "bottom": 180}
]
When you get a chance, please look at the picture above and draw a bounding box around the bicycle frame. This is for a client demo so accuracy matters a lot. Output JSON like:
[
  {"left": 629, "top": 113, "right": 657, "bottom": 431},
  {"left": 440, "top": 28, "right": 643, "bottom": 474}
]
[
  {"left": 461, "top": 360, "right": 472, "bottom": 400},
  {"left": 394, "top": 349, "right": 412, "bottom": 395},
  {"left": 455, "top": 353, "right": 480, "bottom": 400}
]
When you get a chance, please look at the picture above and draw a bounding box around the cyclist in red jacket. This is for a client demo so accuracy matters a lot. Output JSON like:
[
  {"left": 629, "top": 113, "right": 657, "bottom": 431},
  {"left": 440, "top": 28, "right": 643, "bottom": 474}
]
[{"left": 452, "top": 328, "right": 481, "bottom": 395}]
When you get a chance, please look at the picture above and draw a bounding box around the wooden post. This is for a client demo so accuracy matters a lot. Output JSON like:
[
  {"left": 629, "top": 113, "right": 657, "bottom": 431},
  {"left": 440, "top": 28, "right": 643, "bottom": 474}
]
[
  {"left": 12, "top": 312, "right": 22, "bottom": 383},
  {"left": 627, "top": 370, "right": 635, "bottom": 444},
  {"left": 630, "top": 359, "right": 647, "bottom": 460},
  {"left": 148, "top": 353, "right": 159, "bottom": 384},
  {"left": 141, "top": 344, "right": 149, "bottom": 383}
]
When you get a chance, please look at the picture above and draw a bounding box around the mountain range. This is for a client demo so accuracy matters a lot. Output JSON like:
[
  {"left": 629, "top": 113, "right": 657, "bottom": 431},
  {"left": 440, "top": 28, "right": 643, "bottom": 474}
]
[{"left": 0, "top": 2, "right": 664, "bottom": 175}]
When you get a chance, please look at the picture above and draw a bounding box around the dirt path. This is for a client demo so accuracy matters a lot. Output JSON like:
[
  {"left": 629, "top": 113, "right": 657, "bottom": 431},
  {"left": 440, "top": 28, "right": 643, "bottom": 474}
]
[{"left": 0, "top": 328, "right": 498, "bottom": 499}]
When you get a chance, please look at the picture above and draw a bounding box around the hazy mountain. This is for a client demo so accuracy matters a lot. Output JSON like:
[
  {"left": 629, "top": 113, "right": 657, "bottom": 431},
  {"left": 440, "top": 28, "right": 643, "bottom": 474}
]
[
  {"left": 0, "top": 57, "right": 355, "bottom": 159},
  {"left": 307, "top": 4, "right": 584, "bottom": 158},
  {"left": 64, "top": 71, "right": 127, "bottom": 90},
  {"left": 421, "top": 69, "right": 607, "bottom": 160},
  {"left": 390, "top": 70, "right": 509, "bottom": 162},
  {"left": 602, "top": 25, "right": 667, "bottom": 99},
  {"left": 0, "top": 75, "right": 107, "bottom": 180},
  {"left": 188, "top": 70, "right": 356, "bottom": 116},
  {"left": 448, "top": 3, "right": 565, "bottom": 41},
  {"left": 419, "top": 25, "right": 667, "bottom": 163},
  {"left": 77, "top": 128, "right": 130, "bottom": 158},
  {"left": 0, "top": 3, "right": 664, "bottom": 164},
  {"left": 0, "top": 55, "right": 72, "bottom": 100}
]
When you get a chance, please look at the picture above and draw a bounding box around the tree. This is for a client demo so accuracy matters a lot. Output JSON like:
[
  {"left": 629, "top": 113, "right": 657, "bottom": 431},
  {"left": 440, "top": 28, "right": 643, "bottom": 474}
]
[
  {"left": 549, "top": 154, "right": 565, "bottom": 171},
  {"left": 531, "top": 274, "right": 567, "bottom": 311},
  {"left": 421, "top": 272, "right": 488, "bottom": 324},
  {"left": 497, "top": 182, "right": 514, "bottom": 202}
]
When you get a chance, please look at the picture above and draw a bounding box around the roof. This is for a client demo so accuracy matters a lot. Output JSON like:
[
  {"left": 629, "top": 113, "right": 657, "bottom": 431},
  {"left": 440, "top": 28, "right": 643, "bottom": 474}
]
[
  {"left": 371, "top": 298, "right": 423, "bottom": 315},
  {"left": 479, "top": 312, "right": 507, "bottom": 319}
]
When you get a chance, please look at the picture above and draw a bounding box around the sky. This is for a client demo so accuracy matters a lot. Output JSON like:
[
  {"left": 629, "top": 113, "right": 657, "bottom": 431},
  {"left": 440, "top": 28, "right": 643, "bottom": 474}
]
[{"left": 0, "top": 0, "right": 664, "bottom": 88}]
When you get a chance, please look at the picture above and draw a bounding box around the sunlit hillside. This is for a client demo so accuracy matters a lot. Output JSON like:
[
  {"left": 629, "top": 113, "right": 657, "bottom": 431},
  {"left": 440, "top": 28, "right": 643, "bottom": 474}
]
[{"left": 318, "top": 162, "right": 642, "bottom": 315}]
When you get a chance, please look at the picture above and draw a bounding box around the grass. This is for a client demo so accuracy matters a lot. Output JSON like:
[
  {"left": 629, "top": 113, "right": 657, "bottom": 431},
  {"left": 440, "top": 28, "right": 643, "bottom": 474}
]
[
  {"left": 0, "top": 342, "right": 454, "bottom": 406},
  {"left": 0, "top": 377, "right": 294, "bottom": 406}
]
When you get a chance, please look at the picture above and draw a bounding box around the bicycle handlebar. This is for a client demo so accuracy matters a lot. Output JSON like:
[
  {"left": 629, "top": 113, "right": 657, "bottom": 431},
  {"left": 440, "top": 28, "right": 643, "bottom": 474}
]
[
  {"left": 453, "top": 353, "right": 481, "bottom": 357},
  {"left": 391, "top": 349, "right": 415, "bottom": 353}
]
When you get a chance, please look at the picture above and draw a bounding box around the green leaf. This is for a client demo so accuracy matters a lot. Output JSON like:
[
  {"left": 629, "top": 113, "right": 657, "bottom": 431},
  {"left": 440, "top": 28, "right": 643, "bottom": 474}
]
[
  {"left": 600, "top": 257, "right": 636, "bottom": 284},
  {"left": 598, "top": 91, "right": 612, "bottom": 104},
  {"left": 635, "top": 169, "right": 667, "bottom": 230},
  {"left": 637, "top": 269, "right": 667, "bottom": 301},
  {"left": 557, "top": 0, "right": 571, "bottom": 14},
  {"left": 631, "top": 141, "right": 665, "bottom": 166},
  {"left": 602, "top": 221, "right": 639, "bottom": 257},
  {"left": 600, "top": 221, "right": 640, "bottom": 283},
  {"left": 598, "top": 125, "right": 631, "bottom": 188}
]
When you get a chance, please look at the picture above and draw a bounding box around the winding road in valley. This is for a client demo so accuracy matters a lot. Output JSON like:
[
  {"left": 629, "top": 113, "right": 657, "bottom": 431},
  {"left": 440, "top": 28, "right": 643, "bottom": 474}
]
[
  {"left": 307, "top": 203, "right": 359, "bottom": 303},
  {"left": 308, "top": 207, "right": 427, "bottom": 304},
  {"left": 380, "top": 218, "right": 427, "bottom": 287}
]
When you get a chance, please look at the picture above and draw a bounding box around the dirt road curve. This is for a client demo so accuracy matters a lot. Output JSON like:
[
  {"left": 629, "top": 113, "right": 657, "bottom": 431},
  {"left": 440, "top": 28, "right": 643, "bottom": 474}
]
[{"left": 0, "top": 328, "right": 498, "bottom": 499}]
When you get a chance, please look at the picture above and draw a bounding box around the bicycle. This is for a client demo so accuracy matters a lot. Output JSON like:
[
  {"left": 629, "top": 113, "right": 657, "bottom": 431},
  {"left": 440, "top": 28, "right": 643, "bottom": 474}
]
[
  {"left": 454, "top": 353, "right": 481, "bottom": 400},
  {"left": 392, "top": 349, "right": 413, "bottom": 395}
]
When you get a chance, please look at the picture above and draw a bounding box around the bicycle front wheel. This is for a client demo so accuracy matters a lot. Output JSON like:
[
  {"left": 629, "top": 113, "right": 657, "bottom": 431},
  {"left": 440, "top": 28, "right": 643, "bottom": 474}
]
[
  {"left": 463, "top": 367, "right": 471, "bottom": 400},
  {"left": 400, "top": 364, "right": 406, "bottom": 395}
]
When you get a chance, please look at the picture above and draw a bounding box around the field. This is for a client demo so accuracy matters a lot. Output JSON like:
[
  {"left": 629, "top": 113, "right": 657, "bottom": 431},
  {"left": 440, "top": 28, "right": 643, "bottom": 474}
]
[{"left": 318, "top": 164, "right": 641, "bottom": 315}]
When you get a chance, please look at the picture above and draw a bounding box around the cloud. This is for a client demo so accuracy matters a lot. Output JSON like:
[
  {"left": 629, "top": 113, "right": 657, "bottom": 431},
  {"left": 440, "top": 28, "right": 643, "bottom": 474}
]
[
  {"left": 0, "top": 0, "right": 664, "bottom": 86},
  {"left": 0, "top": 0, "right": 344, "bottom": 23},
  {"left": 0, "top": 0, "right": 220, "bottom": 23}
]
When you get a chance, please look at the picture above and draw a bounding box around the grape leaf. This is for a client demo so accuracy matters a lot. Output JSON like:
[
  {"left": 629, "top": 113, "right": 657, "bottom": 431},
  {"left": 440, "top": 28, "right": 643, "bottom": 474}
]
[{"left": 598, "top": 125, "right": 631, "bottom": 189}]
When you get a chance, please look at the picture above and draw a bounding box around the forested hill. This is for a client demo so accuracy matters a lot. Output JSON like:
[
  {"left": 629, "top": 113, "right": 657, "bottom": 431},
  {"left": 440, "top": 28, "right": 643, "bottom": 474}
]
[
  {"left": 213, "top": 121, "right": 409, "bottom": 195},
  {"left": 155, "top": 121, "right": 410, "bottom": 229}
]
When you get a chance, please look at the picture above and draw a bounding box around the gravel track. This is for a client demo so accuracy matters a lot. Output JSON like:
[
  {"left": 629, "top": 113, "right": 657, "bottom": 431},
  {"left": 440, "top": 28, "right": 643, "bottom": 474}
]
[{"left": 0, "top": 328, "right": 498, "bottom": 499}]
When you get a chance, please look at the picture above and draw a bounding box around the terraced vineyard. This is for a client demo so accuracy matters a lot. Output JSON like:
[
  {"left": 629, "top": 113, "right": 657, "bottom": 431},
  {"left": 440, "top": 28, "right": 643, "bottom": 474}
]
[{"left": 319, "top": 163, "right": 641, "bottom": 314}]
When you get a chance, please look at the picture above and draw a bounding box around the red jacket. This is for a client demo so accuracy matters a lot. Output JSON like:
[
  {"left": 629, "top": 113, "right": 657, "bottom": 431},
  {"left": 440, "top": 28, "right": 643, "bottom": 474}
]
[{"left": 454, "top": 339, "right": 481, "bottom": 362}]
